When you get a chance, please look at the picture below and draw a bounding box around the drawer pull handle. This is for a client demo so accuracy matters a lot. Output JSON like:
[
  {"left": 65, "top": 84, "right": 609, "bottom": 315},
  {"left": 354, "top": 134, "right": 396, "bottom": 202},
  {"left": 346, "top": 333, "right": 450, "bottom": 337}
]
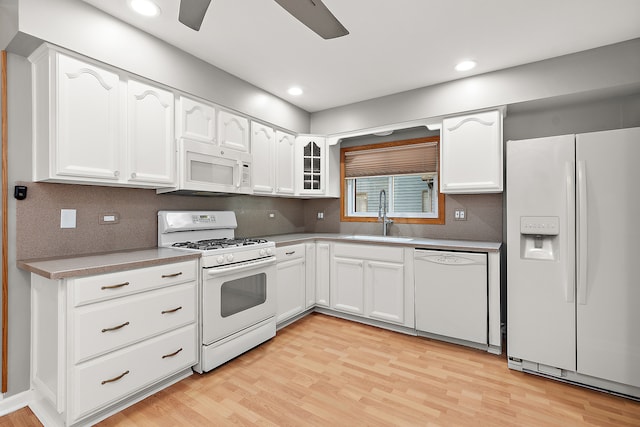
[
  {"left": 162, "top": 272, "right": 183, "bottom": 278},
  {"left": 285, "top": 251, "right": 295, "bottom": 255},
  {"left": 101, "top": 321, "right": 130, "bottom": 333},
  {"left": 161, "top": 306, "right": 183, "bottom": 314},
  {"left": 101, "top": 282, "right": 130, "bottom": 290},
  {"left": 162, "top": 348, "right": 183, "bottom": 359},
  {"left": 101, "top": 370, "right": 129, "bottom": 385}
]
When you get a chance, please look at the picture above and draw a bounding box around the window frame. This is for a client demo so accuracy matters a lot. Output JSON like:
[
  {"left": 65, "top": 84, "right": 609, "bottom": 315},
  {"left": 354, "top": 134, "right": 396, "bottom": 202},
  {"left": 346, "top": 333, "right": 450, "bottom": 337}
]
[{"left": 340, "top": 136, "right": 445, "bottom": 225}]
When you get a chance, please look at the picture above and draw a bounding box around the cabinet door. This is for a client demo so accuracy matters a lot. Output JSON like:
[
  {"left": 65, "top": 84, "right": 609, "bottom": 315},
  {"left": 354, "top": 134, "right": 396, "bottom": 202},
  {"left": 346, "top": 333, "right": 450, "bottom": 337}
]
[
  {"left": 127, "top": 79, "right": 175, "bottom": 185},
  {"left": 365, "top": 261, "right": 404, "bottom": 324},
  {"left": 296, "top": 135, "right": 325, "bottom": 195},
  {"left": 315, "top": 243, "right": 331, "bottom": 307},
  {"left": 176, "top": 96, "right": 215, "bottom": 143},
  {"left": 218, "top": 110, "right": 249, "bottom": 152},
  {"left": 276, "top": 257, "right": 306, "bottom": 323},
  {"left": 275, "top": 131, "right": 296, "bottom": 195},
  {"left": 251, "top": 122, "right": 275, "bottom": 193},
  {"left": 331, "top": 257, "right": 364, "bottom": 315},
  {"left": 55, "top": 53, "right": 121, "bottom": 180},
  {"left": 441, "top": 109, "right": 503, "bottom": 193},
  {"left": 305, "top": 243, "right": 316, "bottom": 309}
]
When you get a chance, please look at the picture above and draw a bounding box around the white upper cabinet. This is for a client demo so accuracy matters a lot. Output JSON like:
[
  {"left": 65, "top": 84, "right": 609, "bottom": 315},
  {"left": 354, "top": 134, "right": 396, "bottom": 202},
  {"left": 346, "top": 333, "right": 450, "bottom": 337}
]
[
  {"left": 38, "top": 50, "right": 122, "bottom": 182},
  {"left": 218, "top": 110, "right": 250, "bottom": 153},
  {"left": 251, "top": 122, "right": 275, "bottom": 194},
  {"left": 176, "top": 95, "right": 216, "bottom": 143},
  {"left": 440, "top": 109, "right": 503, "bottom": 193},
  {"left": 275, "top": 130, "right": 296, "bottom": 195},
  {"left": 126, "top": 79, "right": 175, "bottom": 185},
  {"left": 30, "top": 45, "right": 177, "bottom": 188},
  {"left": 295, "top": 135, "right": 325, "bottom": 196}
]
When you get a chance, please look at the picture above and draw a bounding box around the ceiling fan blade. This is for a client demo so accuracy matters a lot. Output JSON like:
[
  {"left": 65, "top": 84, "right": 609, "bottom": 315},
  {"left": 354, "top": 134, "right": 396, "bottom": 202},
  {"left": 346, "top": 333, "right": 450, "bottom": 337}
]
[
  {"left": 179, "top": 0, "right": 212, "bottom": 31},
  {"left": 273, "top": 0, "right": 349, "bottom": 39}
]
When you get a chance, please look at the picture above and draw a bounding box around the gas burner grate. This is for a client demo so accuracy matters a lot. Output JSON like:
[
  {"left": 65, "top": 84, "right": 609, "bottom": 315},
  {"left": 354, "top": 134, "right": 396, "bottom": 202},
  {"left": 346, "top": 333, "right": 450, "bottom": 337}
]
[{"left": 172, "top": 238, "right": 268, "bottom": 251}]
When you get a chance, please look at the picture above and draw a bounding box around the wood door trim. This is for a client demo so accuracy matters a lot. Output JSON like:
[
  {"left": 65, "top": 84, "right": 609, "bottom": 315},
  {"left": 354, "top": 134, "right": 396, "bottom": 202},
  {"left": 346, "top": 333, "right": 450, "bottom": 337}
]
[{"left": 2, "top": 49, "right": 8, "bottom": 393}]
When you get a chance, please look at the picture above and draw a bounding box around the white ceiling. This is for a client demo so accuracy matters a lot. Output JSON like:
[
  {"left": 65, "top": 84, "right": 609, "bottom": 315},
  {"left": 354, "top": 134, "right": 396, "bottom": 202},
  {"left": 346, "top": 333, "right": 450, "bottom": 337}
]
[{"left": 82, "top": 0, "right": 640, "bottom": 113}]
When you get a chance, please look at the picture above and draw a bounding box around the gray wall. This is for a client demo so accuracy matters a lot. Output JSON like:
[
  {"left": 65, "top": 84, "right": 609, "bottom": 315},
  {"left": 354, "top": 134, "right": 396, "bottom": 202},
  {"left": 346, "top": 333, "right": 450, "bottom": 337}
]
[
  {"left": 310, "top": 39, "right": 640, "bottom": 135},
  {"left": 6, "top": 0, "right": 310, "bottom": 134}
]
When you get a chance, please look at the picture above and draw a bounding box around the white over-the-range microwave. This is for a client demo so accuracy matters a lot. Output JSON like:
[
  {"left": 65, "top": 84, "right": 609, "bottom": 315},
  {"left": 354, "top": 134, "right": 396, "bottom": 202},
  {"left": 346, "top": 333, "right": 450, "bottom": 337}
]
[{"left": 157, "top": 138, "right": 252, "bottom": 196}]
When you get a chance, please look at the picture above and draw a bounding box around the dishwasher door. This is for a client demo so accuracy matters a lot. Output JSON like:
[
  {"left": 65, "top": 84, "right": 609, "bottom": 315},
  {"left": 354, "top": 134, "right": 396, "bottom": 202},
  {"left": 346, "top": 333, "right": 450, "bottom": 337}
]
[{"left": 414, "top": 249, "right": 487, "bottom": 345}]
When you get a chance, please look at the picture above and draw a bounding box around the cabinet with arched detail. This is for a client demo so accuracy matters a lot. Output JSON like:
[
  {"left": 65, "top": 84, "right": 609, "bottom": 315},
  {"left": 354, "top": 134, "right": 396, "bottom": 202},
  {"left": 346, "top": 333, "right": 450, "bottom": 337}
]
[
  {"left": 29, "top": 44, "right": 176, "bottom": 188},
  {"left": 295, "top": 135, "right": 326, "bottom": 196}
]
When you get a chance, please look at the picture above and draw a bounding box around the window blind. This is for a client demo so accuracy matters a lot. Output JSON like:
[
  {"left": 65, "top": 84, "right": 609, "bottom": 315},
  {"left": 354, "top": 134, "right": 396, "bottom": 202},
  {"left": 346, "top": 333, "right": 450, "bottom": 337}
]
[{"left": 344, "top": 142, "right": 438, "bottom": 178}]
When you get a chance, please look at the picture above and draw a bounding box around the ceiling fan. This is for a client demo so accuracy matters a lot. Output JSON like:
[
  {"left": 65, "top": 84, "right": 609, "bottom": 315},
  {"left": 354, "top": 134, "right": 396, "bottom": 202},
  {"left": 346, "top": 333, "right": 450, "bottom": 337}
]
[{"left": 178, "top": 0, "right": 349, "bottom": 39}]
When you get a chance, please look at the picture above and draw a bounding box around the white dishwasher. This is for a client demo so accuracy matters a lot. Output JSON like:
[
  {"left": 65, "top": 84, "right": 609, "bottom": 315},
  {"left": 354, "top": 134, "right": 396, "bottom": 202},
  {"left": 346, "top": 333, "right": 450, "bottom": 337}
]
[{"left": 414, "top": 249, "right": 488, "bottom": 345}]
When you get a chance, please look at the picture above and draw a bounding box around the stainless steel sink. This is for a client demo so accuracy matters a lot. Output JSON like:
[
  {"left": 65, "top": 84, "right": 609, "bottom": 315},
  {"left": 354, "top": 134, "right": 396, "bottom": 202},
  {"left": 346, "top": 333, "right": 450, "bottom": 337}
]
[{"left": 343, "top": 235, "right": 414, "bottom": 243}]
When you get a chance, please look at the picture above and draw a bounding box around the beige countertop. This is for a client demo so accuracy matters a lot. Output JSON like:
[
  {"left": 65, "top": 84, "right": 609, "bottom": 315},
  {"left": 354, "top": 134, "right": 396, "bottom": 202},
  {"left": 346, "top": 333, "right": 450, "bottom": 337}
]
[
  {"left": 18, "top": 248, "right": 201, "bottom": 280},
  {"left": 263, "top": 233, "right": 502, "bottom": 253}
]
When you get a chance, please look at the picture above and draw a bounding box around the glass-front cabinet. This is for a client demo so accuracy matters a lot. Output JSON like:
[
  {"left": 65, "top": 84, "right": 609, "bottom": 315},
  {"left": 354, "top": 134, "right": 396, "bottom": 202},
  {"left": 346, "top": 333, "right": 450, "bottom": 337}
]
[{"left": 296, "top": 135, "right": 326, "bottom": 195}]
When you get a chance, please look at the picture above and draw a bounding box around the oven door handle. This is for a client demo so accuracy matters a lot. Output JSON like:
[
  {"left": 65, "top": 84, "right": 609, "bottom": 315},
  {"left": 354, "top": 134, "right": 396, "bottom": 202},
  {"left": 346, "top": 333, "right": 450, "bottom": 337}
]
[{"left": 205, "top": 257, "right": 275, "bottom": 276}]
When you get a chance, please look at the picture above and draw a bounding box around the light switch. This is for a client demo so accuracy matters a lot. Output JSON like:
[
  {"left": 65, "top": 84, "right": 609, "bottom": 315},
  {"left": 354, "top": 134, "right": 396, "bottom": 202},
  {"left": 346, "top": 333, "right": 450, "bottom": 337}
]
[{"left": 61, "top": 209, "right": 76, "bottom": 228}]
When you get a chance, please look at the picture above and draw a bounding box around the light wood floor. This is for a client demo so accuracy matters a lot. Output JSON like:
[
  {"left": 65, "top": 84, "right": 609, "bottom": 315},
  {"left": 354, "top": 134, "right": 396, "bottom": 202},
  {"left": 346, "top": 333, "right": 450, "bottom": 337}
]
[{"left": 2, "top": 313, "right": 639, "bottom": 426}]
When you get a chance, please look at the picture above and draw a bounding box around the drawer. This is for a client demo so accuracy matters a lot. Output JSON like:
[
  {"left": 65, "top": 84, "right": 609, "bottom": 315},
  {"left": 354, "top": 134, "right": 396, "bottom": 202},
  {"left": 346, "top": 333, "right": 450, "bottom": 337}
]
[
  {"left": 333, "top": 243, "right": 404, "bottom": 263},
  {"left": 73, "top": 282, "right": 196, "bottom": 363},
  {"left": 276, "top": 244, "right": 305, "bottom": 261},
  {"left": 72, "top": 260, "right": 197, "bottom": 307},
  {"left": 70, "top": 324, "right": 197, "bottom": 423}
]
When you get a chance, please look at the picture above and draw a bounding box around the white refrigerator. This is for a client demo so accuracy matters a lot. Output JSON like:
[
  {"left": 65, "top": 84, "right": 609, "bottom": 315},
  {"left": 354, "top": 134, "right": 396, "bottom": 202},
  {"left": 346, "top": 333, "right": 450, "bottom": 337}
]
[{"left": 506, "top": 127, "right": 640, "bottom": 398}]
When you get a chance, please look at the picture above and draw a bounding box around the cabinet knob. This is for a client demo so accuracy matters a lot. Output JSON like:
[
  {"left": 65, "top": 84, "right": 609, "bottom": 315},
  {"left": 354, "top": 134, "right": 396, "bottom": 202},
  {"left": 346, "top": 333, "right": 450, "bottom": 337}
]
[
  {"left": 131, "top": 172, "right": 137, "bottom": 179},
  {"left": 114, "top": 170, "right": 120, "bottom": 177}
]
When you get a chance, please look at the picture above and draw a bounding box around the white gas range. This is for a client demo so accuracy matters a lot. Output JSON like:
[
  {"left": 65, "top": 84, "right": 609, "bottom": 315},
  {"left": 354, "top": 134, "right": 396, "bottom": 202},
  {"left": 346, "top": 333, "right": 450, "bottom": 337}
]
[{"left": 158, "top": 211, "right": 276, "bottom": 373}]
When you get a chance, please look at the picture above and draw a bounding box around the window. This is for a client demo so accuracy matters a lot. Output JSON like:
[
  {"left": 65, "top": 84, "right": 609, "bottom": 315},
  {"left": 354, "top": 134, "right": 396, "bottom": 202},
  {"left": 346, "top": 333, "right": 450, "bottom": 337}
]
[{"left": 340, "top": 137, "right": 445, "bottom": 224}]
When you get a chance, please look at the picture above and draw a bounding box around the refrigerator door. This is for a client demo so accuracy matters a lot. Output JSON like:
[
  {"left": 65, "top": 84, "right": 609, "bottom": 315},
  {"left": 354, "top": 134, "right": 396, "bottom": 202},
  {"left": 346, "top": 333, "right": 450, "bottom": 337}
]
[
  {"left": 576, "top": 127, "right": 640, "bottom": 388},
  {"left": 506, "top": 135, "right": 576, "bottom": 371}
]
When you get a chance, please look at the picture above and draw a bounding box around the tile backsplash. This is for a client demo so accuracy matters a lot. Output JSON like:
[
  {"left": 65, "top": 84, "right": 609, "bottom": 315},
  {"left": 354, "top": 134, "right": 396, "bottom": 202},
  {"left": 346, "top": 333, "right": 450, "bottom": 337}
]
[
  {"left": 16, "top": 182, "right": 502, "bottom": 261},
  {"left": 16, "top": 182, "right": 306, "bottom": 260}
]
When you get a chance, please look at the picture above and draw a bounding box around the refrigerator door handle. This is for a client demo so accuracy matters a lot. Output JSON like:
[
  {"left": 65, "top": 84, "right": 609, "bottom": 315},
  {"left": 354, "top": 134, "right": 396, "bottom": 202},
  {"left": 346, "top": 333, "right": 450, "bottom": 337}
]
[
  {"left": 565, "top": 161, "right": 575, "bottom": 303},
  {"left": 577, "top": 160, "right": 588, "bottom": 305}
]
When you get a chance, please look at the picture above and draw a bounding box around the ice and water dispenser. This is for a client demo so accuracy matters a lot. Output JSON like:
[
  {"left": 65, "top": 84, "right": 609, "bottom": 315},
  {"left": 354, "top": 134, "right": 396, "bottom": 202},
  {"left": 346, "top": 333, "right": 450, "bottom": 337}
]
[{"left": 519, "top": 216, "right": 560, "bottom": 261}]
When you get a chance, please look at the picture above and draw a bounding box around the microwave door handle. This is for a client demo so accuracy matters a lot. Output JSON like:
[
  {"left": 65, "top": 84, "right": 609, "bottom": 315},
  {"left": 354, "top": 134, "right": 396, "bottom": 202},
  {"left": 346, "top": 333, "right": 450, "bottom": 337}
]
[{"left": 236, "top": 160, "right": 242, "bottom": 188}]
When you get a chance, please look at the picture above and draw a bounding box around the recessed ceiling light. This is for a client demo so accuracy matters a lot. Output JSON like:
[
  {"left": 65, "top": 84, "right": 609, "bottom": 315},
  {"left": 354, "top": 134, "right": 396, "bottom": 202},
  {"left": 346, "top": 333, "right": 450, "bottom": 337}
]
[
  {"left": 455, "top": 60, "right": 477, "bottom": 72},
  {"left": 129, "top": 0, "right": 161, "bottom": 17},
  {"left": 288, "top": 87, "right": 303, "bottom": 96}
]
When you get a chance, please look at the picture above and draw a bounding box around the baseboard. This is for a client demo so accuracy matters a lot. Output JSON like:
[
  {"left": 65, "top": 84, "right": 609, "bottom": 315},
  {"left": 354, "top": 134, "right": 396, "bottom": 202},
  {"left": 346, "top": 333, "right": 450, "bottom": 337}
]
[{"left": 0, "top": 389, "right": 34, "bottom": 416}]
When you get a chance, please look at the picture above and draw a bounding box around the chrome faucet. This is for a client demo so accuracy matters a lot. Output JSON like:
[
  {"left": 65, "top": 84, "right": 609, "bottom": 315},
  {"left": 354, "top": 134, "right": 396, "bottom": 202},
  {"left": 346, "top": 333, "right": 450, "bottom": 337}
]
[{"left": 378, "top": 189, "right": 393, "bottom": 236}]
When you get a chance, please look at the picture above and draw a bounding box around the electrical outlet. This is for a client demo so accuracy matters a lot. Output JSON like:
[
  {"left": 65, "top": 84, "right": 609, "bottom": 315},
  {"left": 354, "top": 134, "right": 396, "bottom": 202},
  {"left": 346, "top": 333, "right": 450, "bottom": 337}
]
[
  {"left": 317, "top": 212, "right": 324, "bottom": 220},
  {"left": 454, "top": 208, "right": 467, "bottom": 221},
  {"left": 99, "top": 212, "right": 120, "bottom": 225},
  {"left": 268, "top": 212, "right": 276, "bottom": 219}
]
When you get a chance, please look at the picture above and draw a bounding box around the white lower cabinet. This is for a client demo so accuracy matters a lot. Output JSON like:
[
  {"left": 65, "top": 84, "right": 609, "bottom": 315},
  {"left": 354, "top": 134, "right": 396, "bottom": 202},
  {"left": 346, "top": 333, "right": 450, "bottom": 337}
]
[
  {"left": 366, "top": 260, "right": 405, "bottom": 324},
  {"left": 331, "top": 257, "right": 365, "bottom": 315},
  {"left": 315, "top": 242, "right": 331, "bottom": 307},
  {"left": 305, "top": 243, "right": 316, "bottom": 309},
  {"left": 275, "top": 244, "right": 306, "bottom": 324},
  {"left": 31, "top": 259, "right": 198, "bottom": 426},
  {"left": 331, "top": 243, "right": 412, "bottom": 327}
]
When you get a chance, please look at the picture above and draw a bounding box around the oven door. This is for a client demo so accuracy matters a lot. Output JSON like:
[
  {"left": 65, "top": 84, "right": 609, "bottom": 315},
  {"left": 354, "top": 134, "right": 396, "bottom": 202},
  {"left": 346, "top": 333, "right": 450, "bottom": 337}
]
[
  {"left": 180, "top": 138, "right": 252, "bottom": 194},
  {"left": 202, "top": 257, "right": 276, "bottom": 345}
]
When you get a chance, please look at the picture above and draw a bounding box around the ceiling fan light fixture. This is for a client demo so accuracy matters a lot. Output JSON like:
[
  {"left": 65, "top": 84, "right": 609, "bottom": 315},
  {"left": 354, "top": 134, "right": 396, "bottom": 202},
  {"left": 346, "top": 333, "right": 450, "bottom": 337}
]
[
  {"left": 288, "top": 87, "right": 304, "bottom": 96},
  {"left": 455, "top": 60, "right": 477, "bottom": 72},
  {"left": 129, "top": 0, "right": 160, "bottom": 17}
]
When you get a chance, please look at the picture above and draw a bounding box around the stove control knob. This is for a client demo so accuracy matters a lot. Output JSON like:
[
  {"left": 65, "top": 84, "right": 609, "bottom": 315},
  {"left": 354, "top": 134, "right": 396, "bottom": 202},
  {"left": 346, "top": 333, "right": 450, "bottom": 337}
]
[
  {"left": 259, "top": 249, "right": 266, "bottom": 256},
  {"left": 226, "top": 254, "right": 234, "bottom": 262},
  {"left": 266, "top": 248, "right": 273, "bottom": 255},
  {"left": 216, "top": 256, "right": 225, "bottom": 264}
]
